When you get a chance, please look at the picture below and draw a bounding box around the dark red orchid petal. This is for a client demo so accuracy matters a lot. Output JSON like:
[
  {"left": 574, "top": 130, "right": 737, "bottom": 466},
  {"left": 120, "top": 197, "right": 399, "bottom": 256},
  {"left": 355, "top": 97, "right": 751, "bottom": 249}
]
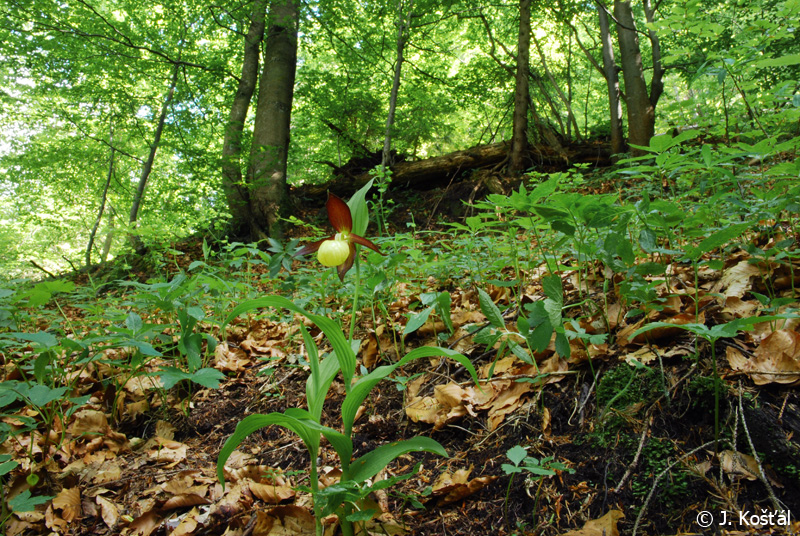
[
  {"left": 294, "top": 237, "right": 331, "bottom": 257},
  {"left": 326, "top": 192, "right": 353, "bottom": 233},
  {"left": 350, "top": 233, "right": 384, "bottom": 255},
  {"left": 337, "top": 243, "right": 357, "bottom": 282}
]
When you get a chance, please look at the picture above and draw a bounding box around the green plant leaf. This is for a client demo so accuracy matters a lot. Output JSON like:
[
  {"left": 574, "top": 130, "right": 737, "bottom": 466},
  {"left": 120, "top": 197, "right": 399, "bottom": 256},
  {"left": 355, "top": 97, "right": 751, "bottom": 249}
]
[
  {"left": 506, "top": 445, "right": 528, "bottom": 466},
  {"left": 348, "top": 178, "right": 375, "bottom": 237},
  {"left": 341, "top": 346, "right": 480, "bottom": 436},
  {"left": 8, "top": 490, "right": 53, "bottom": 513},
  {"left": 217, "top": 413, "right": 321, "bottom": 488},
  {"left": 224, "top": 297, "right": 356, "bottom": 389},
  {"left": 478, "top": 288, "right": 505, "bottom": 329},
  {"left": 684, "top": 222, "right": 751, "bottom": 261},
  {"left": 403, "top": 306, "right": 434, "bottom": 336},
  {"left": 347, "top": 437, "right": 447, "bottom": 484}
]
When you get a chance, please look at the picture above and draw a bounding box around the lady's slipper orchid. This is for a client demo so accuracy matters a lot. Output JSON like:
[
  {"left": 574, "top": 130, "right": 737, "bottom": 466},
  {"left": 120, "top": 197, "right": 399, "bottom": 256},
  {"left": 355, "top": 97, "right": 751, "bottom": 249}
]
[{"left": 296, "top": 192, "right": 383, "bottom": 281}]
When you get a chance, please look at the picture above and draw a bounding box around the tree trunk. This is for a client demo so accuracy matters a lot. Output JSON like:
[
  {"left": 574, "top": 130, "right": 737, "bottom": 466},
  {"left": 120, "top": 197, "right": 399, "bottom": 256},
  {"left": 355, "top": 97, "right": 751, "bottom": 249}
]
[
  {"left": 246, "top": 0, "right": 299, "bottom": 240},
  {"left": 381, "top": 0, "right": 413, "bottom": 170},
  {"left": 101, "top": 207, "right": 116, "bottom": 264},
  {"left": 614, "top": 0, "right": 654, "bottom": 153},
  {"left": 642, "top": 0, "right": 664, "bottom": 108},
  {"left": 222, "top": 0, "right": 267, "bottom": 237},
  {"left": 128, "top": 63, "right": 179, "bottom": 243},
  {"left": 510, "top": 0, "right": 531, "bottom": 173},
  {"left": 531, "top": 33, "right": 582, "bottom": 141},
  {"left": 86, "top": 123, "right": 115, "bottom": 267},
  {"left": 598, "top": 4, "right": 625, "bottom": 156}
]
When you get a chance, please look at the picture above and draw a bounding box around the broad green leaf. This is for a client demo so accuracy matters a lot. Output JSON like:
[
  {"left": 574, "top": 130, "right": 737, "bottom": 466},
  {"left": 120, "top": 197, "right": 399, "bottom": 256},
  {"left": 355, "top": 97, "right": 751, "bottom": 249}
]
[
  {"left": 9, "top": 490, "right": 53, "bottom": 512},
  {"left": 506, "top": 445, "right": 528, "bottom": 466},
  {"left": 478, "top": 288, "right": 505, "bottom": 329},
  {"left": 224, "top": 297, "right": 356, "bottom": 389},
  {"left": 348, "top": 436, "right": 447, "bottom": 484},
  {"left": 125, "top": 313, "right": 143, "bottom": 334},
  {"left": 403, "top": 306, "right": 434, "bottom": 336},
  {"left": 348, "top": 178, "right": 375, "bottom": 237},
  {"left": 11, "top": 331, "right": 59, "bottom": 349},
  {"left": 684, "top": 222, "right": 751, "bottom": 260},
  {"left": 24, "top": 384, "right": 67, "bottom": 407},
  {"left": 541, "top": 275, "right": 563, "bottom": 304},
  {"left": 187, "top": 368, "right": 226, "bottom": 389},
  {"left": 217, "top": 413, "right": 320, "bottom": 488},
  {"left": 755, "top": 54, "right": 800, "bottom": 67},
  {"left": 341, "top": 346, "right": 480, "bottom": 435}
]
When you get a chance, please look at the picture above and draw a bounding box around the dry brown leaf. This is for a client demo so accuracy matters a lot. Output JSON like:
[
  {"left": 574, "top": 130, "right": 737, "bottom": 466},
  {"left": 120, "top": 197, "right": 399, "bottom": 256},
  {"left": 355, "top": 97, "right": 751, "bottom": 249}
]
[
  {"left": 727, "top": 330, "right": 800, "bottom": 385},
  {"left": 52, "top": 486, "right": 81, "bottom": 522},
  {"left": 405, "top": 382, "right": 470, "bottom": 430},
  {"left": 248, "top": 481, "right": 296, "bottom": 503},
  {"left": 125, "top": 510, "right": 162, "bottom": 536},
  {"left": 431, "top": 466, "right": 500, "bottom": 506},
  {"left": 147, "top": 437, "right": 188, "bottom": 465},
  {"left": 214, "top": 342, "right": 252, "bottom": 373},
  {"left": 163, "top": 494, "right": 211, "bottom": 511},
  {"left": 722, "top": 296, "right": 759, "bottom": 318},
  {"left": 719, "top": 450, "right": 759, "bottom": 480},
  {"left": 481, "top": 380, "right": 535, "bottom": 431},
  {"left": 362, "top": 332, "right": 380, "bottom": 369},
  {"left": 69, "top": 409, "right": 108, "bottom": 436},
  {"left": 169, "top": 507, "right": 201, "bottom": 536},
  {"left": 96, "top": 495, "right": 119, "bottom": 528},
  {"left": 257, "top": 505, "right": 316, "bottom": 536},
  {"left": 542, "top": 407, "right": 552, "bottom": 437},
  {"left": 560, "top": 510, "right": 624, "bottom": 536},
  {"left": 712, "top": 259, "right": 764, "bottom": 298}
]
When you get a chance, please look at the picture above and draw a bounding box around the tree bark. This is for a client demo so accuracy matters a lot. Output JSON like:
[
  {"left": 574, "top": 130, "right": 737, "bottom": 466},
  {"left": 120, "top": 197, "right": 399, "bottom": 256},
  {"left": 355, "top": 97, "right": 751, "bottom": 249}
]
[
  {"left": 510, "top": 0, "right": 532, "bottom": 173},
  {"left": 381, "top": 0, "right": 413, "bottom": 170},
  {"left": 86, "top": 123, "right": 115, "bottom": 267},
  {"left": 222, "top": 0, "right": 267, "bottom": 237},
  {"left": 128, "top": 63, "right": 179, "bottom": 241},
  {"left": 598, "top": 4, "right": 625, "bottom": 156},
  {"left": 614, "top": 0, "right": 654, "bottom": 153},
  {"left": 531, "top": 33, "right": 582, "bottom": 141},
  {"left": 246, "top": 0, "right": 299, "bottom": 240}
]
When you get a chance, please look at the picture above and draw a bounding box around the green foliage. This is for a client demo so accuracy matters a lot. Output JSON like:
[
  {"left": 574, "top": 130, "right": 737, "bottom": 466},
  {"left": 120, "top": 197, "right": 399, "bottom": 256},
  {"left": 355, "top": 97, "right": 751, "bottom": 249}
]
[{"left": 217, "top": 296, "right": 478, "bottom": 536}]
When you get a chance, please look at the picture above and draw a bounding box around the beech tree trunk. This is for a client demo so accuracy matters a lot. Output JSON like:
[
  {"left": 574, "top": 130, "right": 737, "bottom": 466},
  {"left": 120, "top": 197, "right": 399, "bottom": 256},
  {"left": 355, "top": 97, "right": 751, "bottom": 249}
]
[
  {"left": 510, "top": 0, "right": 531, "bottom": 173},
  {"left": 128, "top": 63, "right": 179, "bottom": 244},
  {"left": 381, "top": 0, "right": 413, "bottom": 170},
  {"left": 246, "top": 0, "right": 299, "bottom": 240},
  {"left": 614, "top": 0, "right": 654, "bottom": 153},
  {"left": 222, "top": 0, "right": 267, "bottom": 237},
  {"left": 86, "top": 123, "right": 115, "bottom": 267},
  {"left": 598, "top": 4, "right": 625, "bottom": 156}
]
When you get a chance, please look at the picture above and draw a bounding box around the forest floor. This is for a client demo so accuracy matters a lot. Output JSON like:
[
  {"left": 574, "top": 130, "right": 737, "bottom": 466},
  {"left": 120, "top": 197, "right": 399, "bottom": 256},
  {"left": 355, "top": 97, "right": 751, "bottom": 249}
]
[{"left": 3, "top": 170, "right": 800, "bottom": 536}]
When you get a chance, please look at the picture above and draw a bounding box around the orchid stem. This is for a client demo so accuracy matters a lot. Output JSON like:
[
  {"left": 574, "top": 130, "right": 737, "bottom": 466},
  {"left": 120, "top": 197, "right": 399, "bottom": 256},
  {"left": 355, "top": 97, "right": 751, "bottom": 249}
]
[{"left": 349, "top": 253, "right": 361, "bottom": 345}]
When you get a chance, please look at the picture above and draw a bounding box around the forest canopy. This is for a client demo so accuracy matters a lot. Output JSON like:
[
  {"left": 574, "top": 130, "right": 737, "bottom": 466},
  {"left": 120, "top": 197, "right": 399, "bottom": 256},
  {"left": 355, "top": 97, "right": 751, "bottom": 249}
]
[{"left": 1, "top": 0, "right": 799, "bottom": 275}]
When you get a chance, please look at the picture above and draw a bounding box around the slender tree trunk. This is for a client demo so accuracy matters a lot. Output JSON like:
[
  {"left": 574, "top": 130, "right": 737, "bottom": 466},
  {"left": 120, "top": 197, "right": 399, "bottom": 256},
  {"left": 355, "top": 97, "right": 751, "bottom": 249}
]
[
  {"left": 381, "top": 0, "right": 413, "bottom": 170},
  {"left": 129, "top": 63, "right": 180, "bottom": 238},
  {"left": 642, "top": 0, "right": 664, "bottom": 107},
  {"left": 531, "top": 33, "right": 582, "bottom": 141},
  {"left": 510, "top": 0, "right": 531, "bottom": 173},
  {"left": 598, "top": 4, "right": 625, "bottom": 156},
  {"left": 101, "top": 207, "right": 116, "bottom": 263},
  {"left": 246, "top": 0, "right": 299, "bottom": 240},
  {"left": 86, "top": 123, "right": 115, "bottom": 267},
  {"left": 614, "top": 0, "right": 654, "bottom": 153},
  {"left": 222, "top": 0, "right": 267, "bottom": 237}
]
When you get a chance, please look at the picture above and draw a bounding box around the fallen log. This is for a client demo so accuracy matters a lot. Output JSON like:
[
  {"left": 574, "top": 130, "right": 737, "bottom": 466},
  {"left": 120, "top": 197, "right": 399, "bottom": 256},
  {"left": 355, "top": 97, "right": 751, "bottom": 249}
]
[{"left": 302, "top": 139, "right": 611, "bottom": 198}]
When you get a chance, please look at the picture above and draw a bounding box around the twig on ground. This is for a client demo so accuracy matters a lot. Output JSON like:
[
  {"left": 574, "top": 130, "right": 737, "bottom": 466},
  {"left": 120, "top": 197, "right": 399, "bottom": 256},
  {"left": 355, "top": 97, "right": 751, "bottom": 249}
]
[
  {"left": 737, "top": 381, "right": 784, "bottom": 512},
  {"left": 632, "top": 440, "right": 717, "bottom": 536}
]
